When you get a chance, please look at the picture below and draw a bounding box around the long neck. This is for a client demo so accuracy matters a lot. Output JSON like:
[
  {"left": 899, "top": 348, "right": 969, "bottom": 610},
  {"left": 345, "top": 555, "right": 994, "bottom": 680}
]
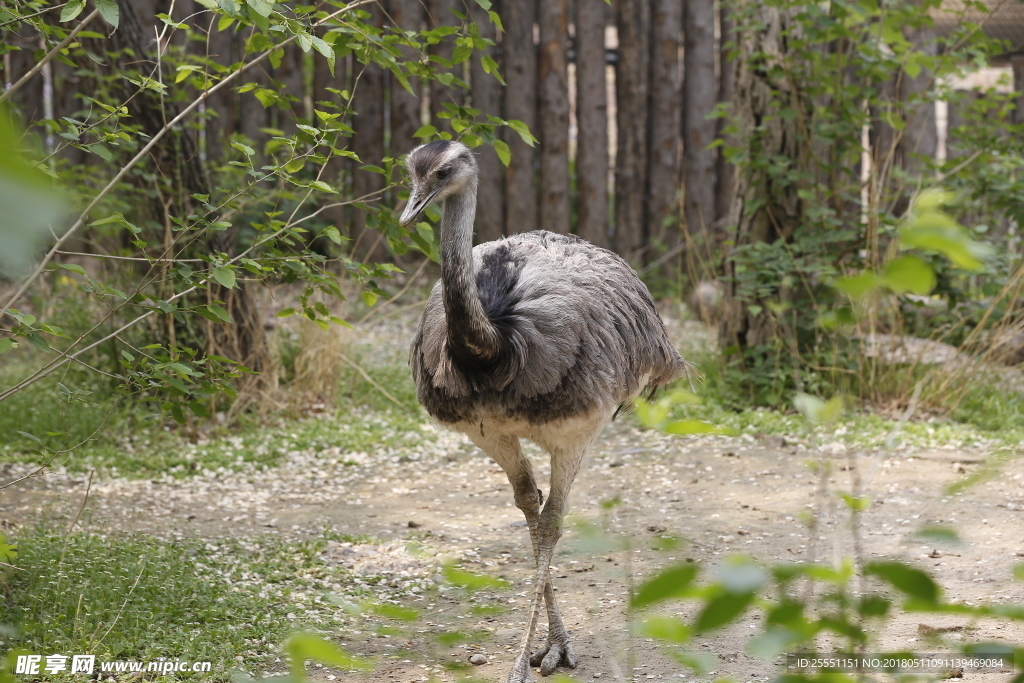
[{"left": 439, "top": 178, "right": 496, "bottom": 359}]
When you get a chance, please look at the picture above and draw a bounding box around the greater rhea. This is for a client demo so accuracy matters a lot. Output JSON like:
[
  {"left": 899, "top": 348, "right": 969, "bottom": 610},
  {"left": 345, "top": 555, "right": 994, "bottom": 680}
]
[{"left": 399, "top": 140, "right": 687, "bottom": 683}]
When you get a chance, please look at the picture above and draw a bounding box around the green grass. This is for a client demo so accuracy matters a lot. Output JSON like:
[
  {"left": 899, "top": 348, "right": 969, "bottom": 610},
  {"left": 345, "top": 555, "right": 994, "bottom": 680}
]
[
  {"left": 2, "top": 525, "right": 392, "bottom": 681},
  {"left": 1, "top": 346, "right": 433, "bottom": 478},
  {"left": 639, "top": 351, "right": 1024, "bottom": 450}
]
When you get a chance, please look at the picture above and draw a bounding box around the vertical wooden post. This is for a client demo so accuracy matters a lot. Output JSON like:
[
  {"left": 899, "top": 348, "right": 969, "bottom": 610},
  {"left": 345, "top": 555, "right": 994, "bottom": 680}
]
[
  {"left": 575, "top": 0, "right": 609, "bottom": 248},
  {"left": 538, "top": 0, "right": 571, "bottom": 234},
  {"left": 614, "top": 0, "right": 651, "bottom": 261},
  {"left": 504, "top": 0, "right": 539, "bottom": 235},
  {"left": 1009, "top": 54, "right": 1024, "bottom": 125},
  {"left": 351, "top": 4, "right": 387, "bottom": 262},
  {"left": 683, "top": 0, "right": 717, "bottom": 252},
  {"left": 470, "top": 3, "right": 505, "bottom": 242},
  {"left": 647, "top": 0, "right": 682, "bottom": 250},
  {"left": 715, "top": 2, "right": 736, "bottom": 224},
  {"left": 429, "top": 0, "right": 464, "bottom": 132},
  {"left": 388, "top": 0, "right": 425, "bottom": 158}
]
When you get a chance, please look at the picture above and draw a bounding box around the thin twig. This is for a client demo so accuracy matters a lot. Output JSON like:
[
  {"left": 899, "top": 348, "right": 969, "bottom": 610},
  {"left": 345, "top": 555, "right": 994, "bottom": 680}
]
[
  {"left": 0, "top": 0, "right": 376, "bottom": 317},
  {"left": 92, "top": 559, "right": 147, "bottom": 648},
  {"left": 338, "top": 353, "right": 410, "bottom": 411},
  {"left": 0, "top": 9, "right": 100, "bottom": 105},
  {"left": 0, "top": 2, "right": 69, "bottom": 29},
  {"left": 59, "top": 469, "right": 94, "bottom": 565},
  {"left": 359, "top": 258, "right": 430, "bottom": 325}
]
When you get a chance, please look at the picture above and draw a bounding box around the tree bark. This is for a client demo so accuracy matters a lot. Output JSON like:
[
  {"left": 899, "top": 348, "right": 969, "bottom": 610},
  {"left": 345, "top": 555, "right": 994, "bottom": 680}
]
[
  {"left": 647, "top": 0, "right": 682, "bottom": 249},
  {"left": 504, "top": 0, "right": 538, "bottom": 234},
  {"left": 574, "top": 0, "right": 609, "bottom": 249},
  {"left": 388, "top": 0, "right": 424, "bottom": 158},
  {"left": 470, "top": 3, "right": 505, "bottom": 242},
  {"left": 1013, "top": 55, "right": 1024, "bottom": 126},
  {"left": 683, "top": 0, "right": 717, "bottom": 250},
  {"left": 271, "top": 44, "right": 307, "bottom": 135},
  {"left": 428, "top": 0, "right": 464, "bottom": 132},
  {"left": 351, "top": 5, "right": 387, "bottom": 262},
  {"left": 714, "top": 3, "right": 736, "bottom": 224},
  {"left": 538, "top": 0, "right": 571, "bottom": 234},
  {"left": 719, "top": 6, "right": 802, "bottom": 352},
  {"left": 900, "top": 21, "right": 937, "bottom": 179},
  {"left": 613, "top": 0, "right": 650, "bottom": 261}
]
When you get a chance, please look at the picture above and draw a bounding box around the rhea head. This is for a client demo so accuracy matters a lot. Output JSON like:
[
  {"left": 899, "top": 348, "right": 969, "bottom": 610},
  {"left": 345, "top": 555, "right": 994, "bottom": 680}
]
[{"left": 398, "top": 140, "right": 478, "bottom": 228}]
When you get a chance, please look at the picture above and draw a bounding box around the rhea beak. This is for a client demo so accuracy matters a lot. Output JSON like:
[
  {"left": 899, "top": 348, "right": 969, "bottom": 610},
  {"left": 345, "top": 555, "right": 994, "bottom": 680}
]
[{"left": 399, "top": 187, "right": 439, "bottom": 228}]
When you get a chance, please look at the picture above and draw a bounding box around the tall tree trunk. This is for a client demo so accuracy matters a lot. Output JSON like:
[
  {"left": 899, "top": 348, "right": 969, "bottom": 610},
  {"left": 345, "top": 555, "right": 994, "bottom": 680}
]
[
  {"left": 538, "top": 0, "right": 571, "bottom": 234},
  {"left": 470, "top": 3, "right": 505, "bottom": 242},
  {"left": 683, "top": 0, "right": 717, "bottom": 255},
  {"left": 351, "top": 5, "right": 387, "bottom": 262},
  {"left": 614, "top": 0, "right": 650, "bottom": 261},
  {"left": 1013, "top": 55, "right": 1024, "bottom": 126},
  {"left": 574, "top": 0, "right": 609, "bottom": 248},
  {"left": 900, "top": 21, "right": 937, "bottom": 180},
  {"left": 428, "top": 0, "right": 464, "bottom": 132},
  {"left": 272, "top": 44, "right": 307, "bottom": 135},
  {"left": 202, "top": 9, "right": 238, "bottom": 164},
  {"left": 647, "top": 0, "right": 682, "bottom": 250},
  {"left": 714, "top": 3, "right": 736, "bottom": 224},
  {"left": 504, "top": 0, "right": 538, "bottom": 235},
  {"left": 719, "top": 6, "right": 802, "bottom": 353},
  {"left": 114, "top": 1, "right": 271, "bottom": 394},
  {"left": 388, "top": 0, "right": 425, "bottom": 158}
]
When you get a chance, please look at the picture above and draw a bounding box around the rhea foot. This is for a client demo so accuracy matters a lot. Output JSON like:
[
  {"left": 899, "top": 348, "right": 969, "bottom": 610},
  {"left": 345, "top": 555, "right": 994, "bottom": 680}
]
[
  {"left": 504, "top": 651, "right": 534, "bottom": 683},
  {"left": 530, "top": 637, "right": 578, "bottom": 676}
]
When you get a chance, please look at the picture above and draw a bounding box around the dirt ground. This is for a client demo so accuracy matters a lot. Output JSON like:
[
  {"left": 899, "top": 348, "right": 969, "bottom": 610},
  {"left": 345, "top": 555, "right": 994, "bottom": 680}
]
[{"left": 4, "top": 409, "right": 1024, "bottom": 682}]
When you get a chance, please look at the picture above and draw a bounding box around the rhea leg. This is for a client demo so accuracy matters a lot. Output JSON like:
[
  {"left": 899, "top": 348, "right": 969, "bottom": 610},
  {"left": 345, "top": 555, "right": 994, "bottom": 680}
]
[
  {"left": 504, "top": 428, "right": 598, "bottom": 683},
  {"left": 467, "top": 431, "right": 579, "bottom": 680}
]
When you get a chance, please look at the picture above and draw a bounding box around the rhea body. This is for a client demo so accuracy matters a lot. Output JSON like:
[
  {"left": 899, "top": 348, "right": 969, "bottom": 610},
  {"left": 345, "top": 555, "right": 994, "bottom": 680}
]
[{"left": 401, "top": 140, "right": 686, "bottom": 683}]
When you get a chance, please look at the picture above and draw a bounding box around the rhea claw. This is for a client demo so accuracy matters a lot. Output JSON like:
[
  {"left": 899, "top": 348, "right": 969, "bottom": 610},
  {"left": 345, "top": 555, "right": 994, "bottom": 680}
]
[{"left": 530, "top": 639, "right": 578, "bottom": 676}]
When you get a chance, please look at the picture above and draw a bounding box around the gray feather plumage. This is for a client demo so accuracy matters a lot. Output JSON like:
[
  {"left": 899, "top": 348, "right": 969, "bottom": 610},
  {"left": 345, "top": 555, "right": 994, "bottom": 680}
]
[{"left": 411, "top": 230, "right": 686, "bottom": 424}]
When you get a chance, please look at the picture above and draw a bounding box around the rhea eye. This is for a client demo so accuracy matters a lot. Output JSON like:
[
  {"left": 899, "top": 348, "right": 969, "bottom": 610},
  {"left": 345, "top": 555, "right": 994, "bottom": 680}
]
[{"left": 436, "top": 166, "right": 453, "bottom": 180}]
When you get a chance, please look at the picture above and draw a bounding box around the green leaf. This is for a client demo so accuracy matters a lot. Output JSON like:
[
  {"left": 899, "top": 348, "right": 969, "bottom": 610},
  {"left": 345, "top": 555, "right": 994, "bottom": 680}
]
[
  {"left": 662, "top": 419, "right": 730, "bottom": 436},
  {"left": 58, "top": 263, "right": 86, "bottom": 275},
  {"left": 443, "top": 562, "right": 510, "bottom": 591},
  {"left": 322, "top": 225, "right": 347, "bottom": 245},
  {"left": 840, "top": 493, "right": 871, "bottom": 512},
  {"left": 310, "top": 36, "right": 336, "bottom": 77},
  {"left": 835, "top": 270, "right": 881, "bottom": 298},
  {"left": 793, "top": 393, "right": 844, "bottom": 425},
  {"left": 245, "top": 0, "right": 273, "bottom": 17},
  {"left": 310, "top": 180, "right": 336, "bottom": 194},
  {"left": 16, "top": 431, "right": 42, "bottom": 445},
  {"left": 636, "top": 616, "right": 689, "bottom": 643},
  {"left": 361, "top": 290, "right": 377, "bottom": 307},
  {"left": 488, "top": 10, "right": 504, "bottom": 31},
  {"left": 276, "top": 307, "right": 295, "bottom": 318},
  {"left": 207, "top": 304, "right": 231, "bottom": 323},
  {"left": 507, "top": 119, "right": 536, "bottom": 145},
  {"left": 882, "top": 255, "right": 935, "bottom": 295},
  {"left": 413, "top": 125, "right": 438, "bottom": 139},
  {"left": 170, "top": 403, "right": 186, "bottom": 424},
  {"left": 0, "top": 338, "right": 14, "bottom": 354},
  {"left": 631, "top": 564, "right": 698, "bottom": 608},
  {"left": 212, "top": 265, "right": 236, "bottom": 289},
  {"left": 694, "top": 591, "right": 755, "bottom": 633},
  {"left": 231, "top": 141, "right": 255, "bottom": 156},
  {"left": 912, "top": 525, "right": 960, "bottom": 544},
  {"left": 472, "top": 0, "right": 492, "bottom": 9},
  {"left": 95, "top": 0, "right": 119, "bottom": 28},
  {"left": 90, "top": 213, "right": 124, "bottom": 226},
  {"left": 493, "top": 139, "right": 511, "bottom": 166},
  {"left": 61, "top": 0, "right": 86, "bottom": 22},
  {"left": 1014, "top": 564, "right": 1024, "bottom": 582},
  {"left": 865, "top": 561, "right": 940, "bottom": 603}
]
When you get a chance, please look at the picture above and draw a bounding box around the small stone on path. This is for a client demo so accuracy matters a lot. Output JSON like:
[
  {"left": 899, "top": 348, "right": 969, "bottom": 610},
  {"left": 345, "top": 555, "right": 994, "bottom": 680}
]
[{"left": 469, "top": 654, "right": 487, "bottom": 666}]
